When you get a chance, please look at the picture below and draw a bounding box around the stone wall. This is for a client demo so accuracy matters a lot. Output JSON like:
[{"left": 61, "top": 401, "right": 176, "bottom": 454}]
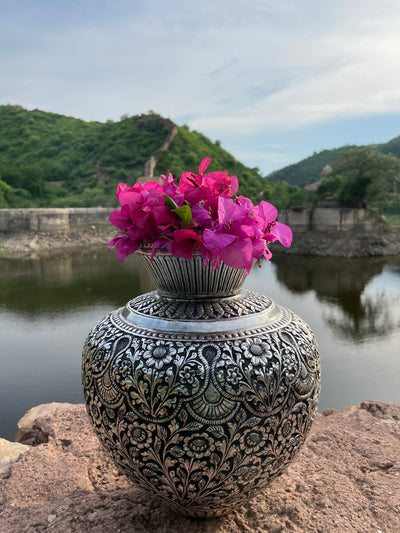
[
  {"left": 0, "top": 209, "right": 32, "bottom": 232},
  {"left": 278, "top": 206, "right": 375, "bottom": 231},
  {"left": 68, "top": 207, "right": 113, "bottom": 228},
  {"left": 0, "top": 206, "right": 378, "bottom": 234},
  {"left": 0, "top": 208, "right": 113, "bottom": 233}
]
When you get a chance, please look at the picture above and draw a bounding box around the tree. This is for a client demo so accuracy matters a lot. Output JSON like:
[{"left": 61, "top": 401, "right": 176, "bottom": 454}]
[
  {"left": 330, "top": 147, "right": 400, "bottom": 208},
  {"left": 0, "top": 178, "right": 12, "bottom": 207},
  {"left": 317, "top": 174, "right": 346, "bottom": 202}
]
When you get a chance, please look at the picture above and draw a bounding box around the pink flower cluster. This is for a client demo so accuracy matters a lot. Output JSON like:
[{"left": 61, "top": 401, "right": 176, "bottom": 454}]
[{"left": 107, "top": 158, "right": 292, "bottom": 273}]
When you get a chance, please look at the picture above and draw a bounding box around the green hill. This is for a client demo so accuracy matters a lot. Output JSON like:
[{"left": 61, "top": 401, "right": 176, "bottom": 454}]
[
  {"left": 0, "top": 104, "right": 309, "bottom": 209},
  {"left": 268, "top": 134, "right": 400, "bottom": 189},
  {"left": 378, "top": 134, "right": 400, "bottom": 158},
  {"left": 267, "top": 141, "right": 400, "bottom": 214},
  {"left": 0, "top": 105, "right": 170, "bottom": 207},
  {"left": 268, "top": 145, "right": 360, "bottom": 187}
]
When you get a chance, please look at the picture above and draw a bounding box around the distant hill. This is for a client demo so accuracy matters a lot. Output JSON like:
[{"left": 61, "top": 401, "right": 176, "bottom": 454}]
[
  {"left": 268, "top": 146, "right": 360, "bottom": 187},
  {"left": 377, "top": 134, "right": 400, "bottom": 158},
  {"left": 0, "top": 104, "right": 287, "bottom": 208},
  {"left": 268, "top": 135, "right": 400, "bottom": 188}
]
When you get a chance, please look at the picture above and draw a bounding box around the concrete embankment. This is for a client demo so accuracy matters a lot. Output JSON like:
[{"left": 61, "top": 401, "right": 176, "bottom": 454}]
[
  {"left": 0, "top": 207, "right": 115, "bottom": 258},
  {"left": 279, "top": 206, "right": 400, "bottom": 257},
  {"left": 0, "top": 206, "right": 380, "bottom": 233},
  {"left": 0, "top": 206, "right": 399, "bottom": 259},
  {"left": 0, "top": 207, "right": 113, "bottom": 233}
]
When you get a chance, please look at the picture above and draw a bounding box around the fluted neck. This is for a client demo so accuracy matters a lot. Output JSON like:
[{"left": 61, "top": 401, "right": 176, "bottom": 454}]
[{"left": 136, "top": 249, "right": 248, "bottom": 300}]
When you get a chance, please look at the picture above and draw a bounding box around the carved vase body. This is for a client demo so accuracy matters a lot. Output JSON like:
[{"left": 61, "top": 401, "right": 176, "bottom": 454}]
[{"left": 82, "top": 251, "right": 320, "bottom": 517}]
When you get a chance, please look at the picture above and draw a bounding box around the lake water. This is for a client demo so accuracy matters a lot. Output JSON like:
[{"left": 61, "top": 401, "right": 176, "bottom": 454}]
[{"left": 1, "top": 249, "right": 399, "bottom": 441}]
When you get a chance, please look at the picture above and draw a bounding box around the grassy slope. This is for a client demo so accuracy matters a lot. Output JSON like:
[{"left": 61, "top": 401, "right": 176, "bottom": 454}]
[
  {"left": 0, "top": 105, "right": 169, "bottom": 206},
  {"left": 268, "top": 145, "right": 360, "bottom": 187},
  {"left": 0, "top": 105, "right": 311, "bottom": 209},
  {"left": 268, "top": 131, "right": 400, "bottom": 187},
  {"left": 268, "top": 134, "right": 400, "bottom": 188},
  {"left": 154, "top": 126, "right": 266, "bottom": 200},
  {"left": 2, "top": 104, "right": 400, "bottom": 207}
]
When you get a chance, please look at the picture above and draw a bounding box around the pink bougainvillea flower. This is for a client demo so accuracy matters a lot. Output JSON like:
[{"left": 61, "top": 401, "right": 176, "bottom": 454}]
[
  {"left": 107, "top": 232, "right": 138, "bottom": 263},
  {"left": 179, "top": 170, "right": 202, "bottom": 196},
  {"left": 203, "top": 171, "right": 239, "bottom": 198},
  {"left": 170, "top": 229, "right": 202, "bottom": 260},
  {"left": 264, "top": 221, "right": 293, "bottom": 248},
  {"left": 161, "top": 172, "right": 185, "bottom": 207},
  {"left": 217, "top": 196, "right": 243, "bottom": 227},
  {"left": 252, "top": 237, "right": 269, "bottom": 261},
  {"left": 255, "top": 200, "right": 278, "bottom": 226},
  {"left": 217, "top": 197, "right": 262, "bottom": 239},
  {"left": 151, "top": 205, "right": 178, "bottom": 229},
  {"left": 107, "top": 158, "right": 293, "bottom": 270},
  {"left": 115, "top": 182, "right": 134, "bottom": 199},
  {"left": 204, "top": 227, "right": 256, "bottom": 272},
  {"left": 117, "top": 181, "right": 162, "bottom": 205},
  {"left": 252, "top": 200, "right": 292, "bottom": 248},
  {"left": 179, "top": 158, "right": 238, "bottom": 209},
  {"left": 108, "top": 205, "right": 133, "bottom": 231},
  {"left": 201, "top": 197, "right": 269, "bottom": 272},
  {"left": 199, "top": 157, "right": 211, "bottom": 175},
  {"left": 202, "top": 228, "right": 237, "bottom": 256},
  {"left": 191, "top": 203, "right": 213, "bottom": 228},
  {"left": 198, "top": 156, "right": 238, "bottom": 196},
  {"left": 219, "top": 237, "right": 254, "bottom": 272}
]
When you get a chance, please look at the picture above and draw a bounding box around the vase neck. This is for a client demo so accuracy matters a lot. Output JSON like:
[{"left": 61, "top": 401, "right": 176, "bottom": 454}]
[{"left": 137, "top": 250, "right": 247, "bottom": 300}]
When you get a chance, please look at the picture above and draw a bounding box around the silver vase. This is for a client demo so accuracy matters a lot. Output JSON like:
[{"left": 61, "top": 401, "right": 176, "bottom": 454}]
[{"left": 82, "top": 249, "right": 320, "bottom": 518}]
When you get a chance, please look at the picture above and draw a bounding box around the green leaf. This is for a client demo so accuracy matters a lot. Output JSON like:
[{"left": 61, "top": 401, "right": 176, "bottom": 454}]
[
  {"left": 173, "top": 205, "right": 192, "bottom": 228},
  {"left": 163, "top": 193, "right": 178, "bottom": 210}
]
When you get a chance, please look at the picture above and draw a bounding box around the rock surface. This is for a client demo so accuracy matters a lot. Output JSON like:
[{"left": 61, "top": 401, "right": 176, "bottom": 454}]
[
  {"left": 0, "top": 439, "right": 30, "bottom": 465},
  {"left": 14, "top": 402, "right": 70, "bottom": 445},
  {"left": 0, "top": 401, "right": 399, "bottom": 532}
]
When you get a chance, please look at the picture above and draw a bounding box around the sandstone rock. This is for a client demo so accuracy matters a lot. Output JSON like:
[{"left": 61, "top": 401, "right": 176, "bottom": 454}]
[
  {"left": 0, "top": 438, "right": 30, "bottom": 465},
  {"left": 28, "top": 236, "right": 39, "bottom": 250},
  {"left": 1, "top": 401, "right": 399, "bottom": 532},
  {"left": 0, "top": 438, "right": 31, "bottom": 491},
  {"left": 14, "top": 402, "right": 76, "bottom": 445}
]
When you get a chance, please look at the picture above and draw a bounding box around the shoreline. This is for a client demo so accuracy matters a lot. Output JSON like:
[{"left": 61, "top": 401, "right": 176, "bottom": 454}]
[
  {"left": 279, "top": 227, "right": 400, "bottom": 258},
  {"left": 0, "top": 226, "right": 116, "bottom": 260},
  {"left": 1, "top": 225, "right": 400, "bottom": 260}
]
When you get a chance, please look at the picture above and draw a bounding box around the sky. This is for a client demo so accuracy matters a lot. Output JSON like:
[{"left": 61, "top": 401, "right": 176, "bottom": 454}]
[{"left": 2, "top": 0, "right": 400, "bottom": 175}]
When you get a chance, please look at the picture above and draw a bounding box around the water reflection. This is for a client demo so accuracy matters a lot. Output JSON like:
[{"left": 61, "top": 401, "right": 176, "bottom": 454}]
[
  {"left": 272, "top": 255, "right": 400, "bottom": 341},
  {"left": 0, "top": 249, "right": 399, "bottom": 440},
  {"left": 1, "top": 251, "right": 400, "bottom": 342},
  {"left": 0, "top": 249, "right": 153, "bottom": 317}
]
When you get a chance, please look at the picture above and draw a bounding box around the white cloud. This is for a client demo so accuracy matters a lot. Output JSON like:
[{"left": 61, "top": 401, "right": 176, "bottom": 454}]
[{"left": 189, "top": 2, "right": 400, "bottom": 134}]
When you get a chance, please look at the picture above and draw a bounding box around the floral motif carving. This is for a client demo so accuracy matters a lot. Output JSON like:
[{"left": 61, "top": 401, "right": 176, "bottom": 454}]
[
  {"left": 128, "top": 290, "right": 273, "bottom": 320},
  {"left": 82, "top": 291, "right": 320, "bottom": 518}
]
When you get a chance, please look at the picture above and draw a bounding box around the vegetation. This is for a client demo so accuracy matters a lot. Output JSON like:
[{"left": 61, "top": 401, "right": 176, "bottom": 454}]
[
  {"left": 0, "top": 105, "right": 169, "bottom": 208},
  {"left": 0, "top": 178, "right": 13, "bottom": 208},
  {"left": 268, "top": 146, "right": 359, "bottom": 188},
  {"left": 0, "top": 104, "right": 311, "bottom": 209},
  {"left": 316, "top": 148, "right": 400, "bottom": 212},
  {"left": 268, "top": 134, "right": 400, "bottom": 189},
  {"left": 268, "top": 138, "right": 400, "bottom": 216},
  {"left": 4, "top": 104, "right": 399, "bottom": 215},
  {"left": 155, "top": 125, "right": 311, "bottom": 208}
]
